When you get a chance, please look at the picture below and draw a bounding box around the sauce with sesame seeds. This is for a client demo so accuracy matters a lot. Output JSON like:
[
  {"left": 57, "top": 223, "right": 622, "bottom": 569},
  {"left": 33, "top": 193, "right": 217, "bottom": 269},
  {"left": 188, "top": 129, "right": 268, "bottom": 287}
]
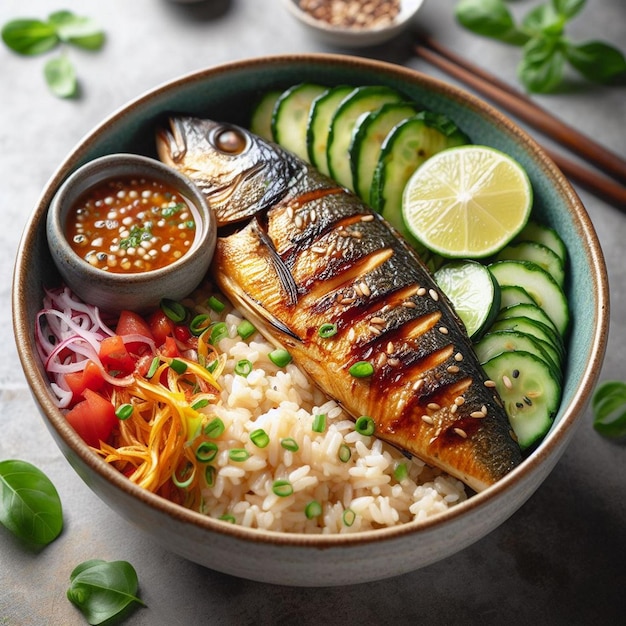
[{"left": 66, "top": 175, "right": 198, "bottom": 274}]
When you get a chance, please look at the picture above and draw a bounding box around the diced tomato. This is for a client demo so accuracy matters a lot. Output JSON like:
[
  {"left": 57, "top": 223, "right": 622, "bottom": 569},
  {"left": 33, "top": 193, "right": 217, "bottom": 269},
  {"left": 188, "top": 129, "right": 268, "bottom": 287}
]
[
  {"left": 64, "top": 360, "right": 106, "bottom": 404},
  {"left": 99, "top": 335, "right": 135, "bottom": 377},
  {"left": 65, "top": 388, "right": 118, "bottom": 447},
  {"left": 173, "top": 324, "right": 192, "bottom": 343},
  {"left": 115, "top": 310, "right": 155, "bottom": 354},
  {"left": 134, "top": 353, "right": 155, "bottom": 377},
  {"left": 159, "top": 335, "right": 181, "bottom": 358},
  {"left": 147, "top": 310, "right": 175, "bottom": 347}
]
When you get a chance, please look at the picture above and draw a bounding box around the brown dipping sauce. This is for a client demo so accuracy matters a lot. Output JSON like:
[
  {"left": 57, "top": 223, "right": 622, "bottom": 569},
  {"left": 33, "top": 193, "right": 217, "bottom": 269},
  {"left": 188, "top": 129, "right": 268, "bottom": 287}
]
[{"left": 66, "top": 175, "right": 198, "bottom": 274}]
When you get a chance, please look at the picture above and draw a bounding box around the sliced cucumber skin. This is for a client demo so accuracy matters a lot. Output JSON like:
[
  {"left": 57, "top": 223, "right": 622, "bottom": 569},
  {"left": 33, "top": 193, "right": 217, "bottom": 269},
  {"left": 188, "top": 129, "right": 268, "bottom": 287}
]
[
  {"left": 326, "top": 86, "right": 404, "bottom": 190},
  {"left": 515, "top": 220, "right": 567, "bottom": 265},
  {"left": 482, "top": 351, "right": 561, "bottom": 450},
  {"left": 349, "top": 101, "right": 419, "bottom": 204},
  {"left": 372, "top": 116, "right": 468, "bottom": 229},
  {"left": 497, "top": 302, "right": 559, "bottom": 336},
  {"left": 489, "top": 260, "right": 569, "bottom": 337},
  {"left": 307, "top": 85, "right": 354, "bottom": 175},
  {"left": 498, "top": 285, "right": 536, "bottom": 309},
  {"left": 271, "top": 83, "right": 327, "bottom": 161},
  {"left": 495, "top": 241, "right": 565, "bottom": 288},
  {"left": 250, "top": 90, "right": 282, "bottom": 141},
  {"left": 474, "top": 329, "right": 561, "bottom": 382}
]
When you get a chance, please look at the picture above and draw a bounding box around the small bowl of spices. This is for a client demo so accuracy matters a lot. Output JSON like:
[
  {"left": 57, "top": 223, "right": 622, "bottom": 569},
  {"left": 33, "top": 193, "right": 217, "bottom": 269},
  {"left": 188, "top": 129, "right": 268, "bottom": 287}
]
[
  {"left": 46, "top": 153, "right": 216, "bottom": 314},
  {"left": 282, "top": 0, "right": 424, "bottom": 48}
]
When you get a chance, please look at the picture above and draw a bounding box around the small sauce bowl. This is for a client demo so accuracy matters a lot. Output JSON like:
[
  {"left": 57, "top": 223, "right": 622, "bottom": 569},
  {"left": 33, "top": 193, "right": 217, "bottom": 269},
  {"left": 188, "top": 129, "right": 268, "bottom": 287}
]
[
  {"left": 46, "top": 153, "right": 216, "bottom": 314},
  {"left": 281, "top": 0, "right": 425, "bottom": 48}
]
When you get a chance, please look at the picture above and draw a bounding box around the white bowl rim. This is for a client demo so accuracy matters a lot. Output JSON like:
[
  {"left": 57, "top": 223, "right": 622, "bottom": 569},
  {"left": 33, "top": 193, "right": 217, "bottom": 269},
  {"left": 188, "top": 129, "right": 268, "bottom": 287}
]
[{"left": 12, "top": 52, "right": 609, "bottom": 550}]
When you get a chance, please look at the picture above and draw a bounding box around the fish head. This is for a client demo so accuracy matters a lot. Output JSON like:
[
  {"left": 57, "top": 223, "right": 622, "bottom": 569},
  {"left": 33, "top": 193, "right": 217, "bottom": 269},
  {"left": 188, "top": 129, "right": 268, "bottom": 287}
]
[{"left": 156, "top": 117, "right": 303, "bottom": 226}]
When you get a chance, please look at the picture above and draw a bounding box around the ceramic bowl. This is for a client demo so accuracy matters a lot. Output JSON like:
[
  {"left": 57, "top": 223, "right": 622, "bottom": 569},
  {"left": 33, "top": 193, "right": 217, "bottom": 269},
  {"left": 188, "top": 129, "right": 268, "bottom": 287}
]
[
  {"left": 281, "top": 0, "right": 425, "bottom": 48},
  {"left": 45, "top": 153, "right": 216, "bottom": 314},
  {"left": 13, "top": 54, "right": 608, "bottom": 587}
]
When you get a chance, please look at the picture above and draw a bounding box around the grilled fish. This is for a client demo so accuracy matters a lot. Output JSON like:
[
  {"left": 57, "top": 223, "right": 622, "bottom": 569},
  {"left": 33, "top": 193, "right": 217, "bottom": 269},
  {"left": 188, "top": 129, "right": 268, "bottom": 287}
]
[{"left": 156, "top": 117, "right": 522, "bottom": 492}]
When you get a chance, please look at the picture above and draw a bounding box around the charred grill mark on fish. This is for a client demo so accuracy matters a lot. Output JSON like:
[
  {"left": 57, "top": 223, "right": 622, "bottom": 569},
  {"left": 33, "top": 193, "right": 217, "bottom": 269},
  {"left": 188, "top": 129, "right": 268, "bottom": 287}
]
[{"left": 156, "top": 116, "right": 522, "bottom": 492}]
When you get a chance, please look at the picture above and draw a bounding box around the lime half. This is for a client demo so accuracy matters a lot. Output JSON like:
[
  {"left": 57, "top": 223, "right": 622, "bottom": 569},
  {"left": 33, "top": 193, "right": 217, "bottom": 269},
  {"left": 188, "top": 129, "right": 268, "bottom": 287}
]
[
  {"left": 434, "top": 260, "right": 501, "bottom": 340},
  {"left": 402, "top": 145, "right": 533, "bottom": 258}
]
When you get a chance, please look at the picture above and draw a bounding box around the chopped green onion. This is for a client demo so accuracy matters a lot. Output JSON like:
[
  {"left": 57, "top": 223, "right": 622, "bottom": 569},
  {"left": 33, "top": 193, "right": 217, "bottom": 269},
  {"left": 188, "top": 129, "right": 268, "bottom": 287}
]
[
  {"left": 170, "top": 358, "right": 188, "bottom": 375},
  {"left": 355, "top": 415, "right": 375, "bottom": 436},
  {"left": 115, "top": 403, "right": 133, "bottom": 420},
  {"left": 342, "top": 508, "right": 356, "bottom": 527},
  {"left": 269, "top": 348, "right": 292, "bottom": 367},
  {"left": 219, "top": 514, "right": 236, "bottom": 524},
  {"left": 394, "top": 462, "right": 408, "bottom": 482},
  {"left": 272, "top": 480, "right": 293, "bottom": 497},
  {"left": 349, "top": 361, "right": 374, "bottom": 378},
  {"left": 318, "top": 322, "right": 338, "bottom": 338},
  {"left": 338, "top": 444, "right": 351, "bottom": 463},
  {"left": 312, "top": 413, "right": 326, "bottom": 433},
  {"left": 305, "top": 500, "right": 322, "bottom": 519},
  {"left": 190, "top": 314, "right": 211, "bottom": 336},
  {"left": 172, "top": 462, "right": 195, "bottom": 489},
  {"left": 206, "top": 359, "right": 219, "bottom": 373},
  {"left": 147, "top": 356, "right": 160, "bottom": 378},
  {"left": 203, "top": 418, "right": 225, "bottom": 439},
  {"left": 229, "top": 448, "right": 250, "bottom": 462},
  {"left": 234, "top": 359, "right": 253, "bottom": 377},
  {"left": 209, "top": 322, "right": 229, "bottom": 345},
  {"left": 237, "top": 319, "right": 256, "bottom": 340},
  {"left": 195, "top": 441, "right": 218, "bottom": 463},
  {"left": 250, "top": 428, "right": 270, "bottom": 448},
  {"left": 161, "top": 202, "right": 184, "bottom": 218},
  {"left": 192, "top": 398, "right": 210, "bottom": 410},
  {"left": 160, "top": 298, "right": 187, "bottom": 323},
  {"left": 207, "top": 295, "right": 226, "bottom": 312},
  {"left": 205, "top": 465, "right": 216, "bottom": 487},
  {"left": 280, "top": 437, "right": 299, "bottom": 452}
]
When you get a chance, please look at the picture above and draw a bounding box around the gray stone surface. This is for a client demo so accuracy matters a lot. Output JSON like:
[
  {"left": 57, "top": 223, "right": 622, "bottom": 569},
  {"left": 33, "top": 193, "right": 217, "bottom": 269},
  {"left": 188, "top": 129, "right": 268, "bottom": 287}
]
[{"left": 1, "top": 0, "right": 625, "bottom": 624}]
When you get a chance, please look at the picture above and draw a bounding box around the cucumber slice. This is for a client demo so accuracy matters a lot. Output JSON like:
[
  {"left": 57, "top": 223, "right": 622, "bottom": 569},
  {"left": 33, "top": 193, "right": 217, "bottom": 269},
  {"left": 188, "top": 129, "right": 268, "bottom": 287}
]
[
  {"left": 497, "top": 302, "right": 559, "bottom": 336},
  {"left": 307, "top": 85, "right": 354, "bottom": 175},
  {"left": 515, "top": 220, "right": 567, "bottom": 265},
  {"left": 494, "top": 241, "right": 565, "bottom": 287},
  {"left": 371, "top": 116, "right": 468, "bottom": 232},
  {"left": 499, "top": 285, "right": 536, "bottom": 309},
  {"left": 349, "top": 101, "right": 419, "bottom": 204},
  {"left": 271, "top": 83, "right": 327, "bottom": 161},
  {"left": 327, "top": 85, "right": 404, "bottom": 190},
  {"left": 482, "top": 351, "right": 561, "bottom": 450},
  {"left": 474, "top": 330, "right": 561, "bottom": 381},
  {"left": 250, "top": 90, "right": 282, "bottom": 141},
  {"left": 434, "top": 261, "right": 500, "bottom": 340},
  {"left": 489, "top": 260, "right": 569, "bottom": 336},
  {"left": 488, "top": 316, "right": 564, "bottom": 369}
]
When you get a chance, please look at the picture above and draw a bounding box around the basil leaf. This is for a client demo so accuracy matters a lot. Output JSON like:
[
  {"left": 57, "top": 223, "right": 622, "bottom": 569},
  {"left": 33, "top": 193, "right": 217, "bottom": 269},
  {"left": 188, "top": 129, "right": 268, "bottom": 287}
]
[
  {"left": 67, "top": 559, "right": 145, "bottom": 625},
  {"left": 48, "top": 11, "right": 105, "bottom": 50},
  {"left": 592, "top": 381, "right": 626, "bottom": 439},
  {"left": 455, "top": 0, "right": 529, "bottom": 45},
  {"left": 0, "top": 459, "right": 63, "bottom": 546},
  {"left": 44, "top": 55, "right": 78, "bottom": 98},
  {"left": 1, "top": 18, "right": 59, "bottom": 55},
  {"left": 522, "top": 4, "right": 566, "bottom": 38},
  {"left": 519, "top": 37, "right": 566, "bottom": 92},
  {"left": 552, "top": 0, "right": 587, "bottom": 20},
  {"left": 565, "top": 40, "right": 626, "bottom": 83}
]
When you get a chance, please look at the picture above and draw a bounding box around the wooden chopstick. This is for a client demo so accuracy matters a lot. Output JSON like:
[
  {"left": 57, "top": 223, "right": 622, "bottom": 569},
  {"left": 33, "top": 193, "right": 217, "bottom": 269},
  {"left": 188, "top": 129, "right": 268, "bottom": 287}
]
[{"left": 413, "top": 38, "right": 626, "bottom": 209}]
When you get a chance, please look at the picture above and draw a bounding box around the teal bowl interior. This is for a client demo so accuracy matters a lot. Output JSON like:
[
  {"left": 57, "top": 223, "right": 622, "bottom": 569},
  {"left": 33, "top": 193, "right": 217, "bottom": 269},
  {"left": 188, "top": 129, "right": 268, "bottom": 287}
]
[{"left": 12, "top": 54, "right": 609, "bottom": 585}]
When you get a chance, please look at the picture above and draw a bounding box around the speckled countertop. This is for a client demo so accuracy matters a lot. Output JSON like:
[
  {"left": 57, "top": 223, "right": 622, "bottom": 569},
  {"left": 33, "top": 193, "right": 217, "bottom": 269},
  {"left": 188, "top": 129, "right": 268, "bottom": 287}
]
[{"left": 1, "top": 1, "right": 625, "bottom": 624}]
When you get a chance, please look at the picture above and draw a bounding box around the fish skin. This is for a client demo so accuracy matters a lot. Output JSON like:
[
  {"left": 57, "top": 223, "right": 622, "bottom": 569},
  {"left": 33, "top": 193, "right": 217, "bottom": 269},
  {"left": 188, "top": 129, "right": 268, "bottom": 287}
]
[{"left": 156, "top": 117, "right": 522, "bottom": 492}]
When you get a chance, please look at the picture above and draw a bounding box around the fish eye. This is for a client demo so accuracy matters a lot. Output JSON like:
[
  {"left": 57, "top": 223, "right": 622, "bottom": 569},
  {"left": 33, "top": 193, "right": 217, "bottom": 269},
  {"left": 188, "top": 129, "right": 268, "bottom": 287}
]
[{"left": 210, "top": 126, "right": 248, "bottom": 155}]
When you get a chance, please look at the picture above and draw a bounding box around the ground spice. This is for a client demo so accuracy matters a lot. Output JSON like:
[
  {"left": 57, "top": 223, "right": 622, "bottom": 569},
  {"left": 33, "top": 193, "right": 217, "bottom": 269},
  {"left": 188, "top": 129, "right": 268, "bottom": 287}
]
[{"left": 298, "top": 0, "right": 401, "bottom": 30}]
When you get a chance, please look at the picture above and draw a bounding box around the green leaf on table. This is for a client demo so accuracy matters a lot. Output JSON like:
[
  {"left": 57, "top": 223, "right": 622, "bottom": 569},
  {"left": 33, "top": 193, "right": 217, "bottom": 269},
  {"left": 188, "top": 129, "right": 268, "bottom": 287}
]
[
  {"left": 44, "top": 54, "right": 78, "bottom": 98},
  {"left": 48, "top": 10, "right": 106, "bottom": 50},
  {"left": 552, "top": 0, "right": 587, "bottom": 20},
  {"left": 67, "top": 559, "right": 145, "bottom": 625},
  {"left": 565, "top": 40, "right": 626, "bottom": 83},
  {"left": 455, "top": 0, "right": 530, "bottom": 45},
  {"left": 0, "top": 459, "right": 63, "bottom": 546},
  {"left": 519, "top": 36, "right": 566, "bottom": 92},
  {"left": 522, "top": 4, "right": 566, "bottom": 38},
  {"left": 1, "top": 18, "right": 59, "bottom": 55},
  {"left": 592, "top": 381, "right": 626, "bottom": 439}
]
